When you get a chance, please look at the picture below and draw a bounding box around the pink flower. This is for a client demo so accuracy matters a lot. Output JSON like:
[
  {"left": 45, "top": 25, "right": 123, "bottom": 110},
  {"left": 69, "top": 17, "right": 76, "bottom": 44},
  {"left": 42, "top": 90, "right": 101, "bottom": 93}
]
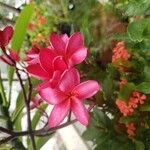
[
  {"left": 25, "top": 45, "right": 40, "bottom": 65},
  {"left": 39, "top": 68, "right": 100, "bottom": 127},
  {"left": 26, "top": 32, "right": 87, "bottom": 82},
  {"left": 26, "top": 48, "right": 67, "bottom": 81},
  {"left": 50, "top": 32, "right": 87, "bottom": 67},
  {"left": 0, "top": 26, "right": 13, "bottom": 48}
]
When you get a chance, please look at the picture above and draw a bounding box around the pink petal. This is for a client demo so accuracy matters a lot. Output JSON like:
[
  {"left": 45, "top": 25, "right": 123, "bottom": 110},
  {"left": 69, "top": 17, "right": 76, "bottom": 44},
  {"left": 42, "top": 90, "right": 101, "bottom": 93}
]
[
  {"left": 39, "top": 87, "right": 66, "bottom": 105},
  {"left": 53, "top": 56, "right": 68, "bottom": 71},
  {"left": 60, "top": 34, "right": 69, "bottom": 44},
  {"left": 69, "top": 47, "right": 87, "bottom": 66},
  {"left": 50, "top": 70, "right": 62, "bottom": 88},
  {"left": 48, "top": 100, "right": 70, "bottom": 128},
  {"left": 9, "top": 49, "right": 20, "bottom": 62},
  {"left": 73, "top": 80, "right": 100, "bottom": 100},
  {"left": 67, "top": 32, "right": 84, "bottom": 56},
  {"left": 58, "top": 68, "right": 80, "bottom": 92},
  {"left": 26, "top": 64, "right": 51, "bottom": 80},
  {"left": 35, "top": 81, "right": 51, "bottom": 91},
  {"left": 39, "top": 48, "right": 56, "bottom": 72},
  {"left": 3, "top": 26, "right": 14, "bottom": 46},
  {"left": 50, "top": 33, "right": 66, "bottom": 55},
  {"left": 71, "top": 97, "right": 89, "bottom": 126}
]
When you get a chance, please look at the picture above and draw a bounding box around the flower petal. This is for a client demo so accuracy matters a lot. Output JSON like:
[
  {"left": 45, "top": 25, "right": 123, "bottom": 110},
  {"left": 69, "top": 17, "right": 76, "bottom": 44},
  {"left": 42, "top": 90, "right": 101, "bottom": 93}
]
[
  {"left": 3, "top": 26, "right": 14, "bottom": 46},
  {"left": 71, "top": 97, "right": 89, "bottom": 126},
  {"left": 50, "top": 33, "right": 66, "bottom": 55},
  {"left": 26, "top": 64, "right": 51, "bottom": 80},
  {"left": 35, "top": 81, "right": 51, "bottom": 91},
  {"left": 39, "top": 87, "right": 66, "bottom": 105},
  {"left": 69, "top": 47, "right": 87, "bottom": 66},
  {"left": 9, "top": 49, "right": 20, "bottom": 62},
  {"left": 53, "top": 56, "right": 68, "bottom": 72},
  {"left": 58, "top": 68, "right": 80, "bottom": 92},
  {"left": 73, "top": 80, "right": 100, "bottom": 99},
  {"left": 48, "top": 100, "right": 70, "bottom": 128},
  {"left": 60, "top": 34, "right": 69, "bottom": 45},
  {"left": 67, "top": 32, "right": 84, "bottom": 56},
  {"left": 39, "top": 48, "right": 56, "bottom": 72}
]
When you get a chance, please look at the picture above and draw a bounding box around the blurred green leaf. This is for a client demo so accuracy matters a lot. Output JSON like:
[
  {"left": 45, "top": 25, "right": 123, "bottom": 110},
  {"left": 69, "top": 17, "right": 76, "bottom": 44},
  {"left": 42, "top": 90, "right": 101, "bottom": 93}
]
[
  {"left": 32, "top": 104, "right": 48, "bottom": 129},
  {"left": 35, "top": 134, "right": 54, "bottom": 150},
  {"left": 11, "top": 5, "right": 33, "bottom": 51},
  {"left": 8, "top": 4, "right": 33, "bottom": 87},
  {"left": 119, "top": 116, "right": 138, "bottom": 124},
  {"left": 123, "top": 0, "right": 150, "bottom": 16},
  {"left": 127, "top": 19, "right": 150, "bottom": 42},
  {"left": 143, "top": 66, "right": 150, "bottom": 81},
  {"left": 139, "top": 104, "right": 150, "bottom": 111},
  {"left": 118, "top": 83, "right": 135, "bottom": 101},
  {"left": 136, "top": 82, "right": 150, "bottom": 94},
  {"left": 0, "top": 71, "right": 7, "bottom": 106},
  {"left": 134, "top": 140, "right": 145, "bottom": 150}
]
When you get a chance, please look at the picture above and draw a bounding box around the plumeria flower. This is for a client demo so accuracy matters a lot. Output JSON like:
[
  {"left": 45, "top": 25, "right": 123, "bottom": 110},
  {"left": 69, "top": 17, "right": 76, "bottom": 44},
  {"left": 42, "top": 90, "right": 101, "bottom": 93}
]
[
  {"left": 0, "top": 26, "right": 13, "bottom": 48},
  {"left": 39, "top": 68, "right": 100, "bottom": 128},
  {"left": 26, "top": 48, "right": 67, "bottom": 83},
  {"left": 25, "top": 45, "right": 41, "bottom": 65},
  {"left": 26, "top": 32, "right": 87, "bottom": 81},
  {"left": 50, "top": 32, "right": 87, "bottom": 67}
]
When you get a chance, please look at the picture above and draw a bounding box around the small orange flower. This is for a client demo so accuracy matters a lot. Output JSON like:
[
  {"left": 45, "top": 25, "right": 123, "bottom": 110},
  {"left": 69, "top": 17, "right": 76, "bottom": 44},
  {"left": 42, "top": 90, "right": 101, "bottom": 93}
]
[
  {"left": 126, "top": 123, "right": 136, "bottom": 137},
  {"left": 38, "top": 16, "right": 47, "bottom": 25}
]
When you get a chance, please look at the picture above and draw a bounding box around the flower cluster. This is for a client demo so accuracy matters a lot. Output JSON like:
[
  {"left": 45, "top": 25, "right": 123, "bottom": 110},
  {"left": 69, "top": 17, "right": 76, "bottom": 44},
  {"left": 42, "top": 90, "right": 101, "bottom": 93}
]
[
  {"left": 112, "top": 41, "right": 130, "bottom": 62},
  {"left": 26, "top": 32, "right": 100, "bottom": 127},
  {"left": 116, "top": 91, "right": 147, "bottom": 117},
  {"left": 126, "top": 123, "right": 136, "bottom": 137}
]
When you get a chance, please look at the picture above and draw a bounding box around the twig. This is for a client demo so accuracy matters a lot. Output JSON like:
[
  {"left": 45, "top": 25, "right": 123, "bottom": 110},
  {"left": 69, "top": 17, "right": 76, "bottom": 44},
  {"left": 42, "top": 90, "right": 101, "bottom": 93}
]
[
  {"left": 0, "top": 119, "right": 77, "bottom": 144},
  {"left": 1, "top": 48, "right": 36, "bottom": 150}
]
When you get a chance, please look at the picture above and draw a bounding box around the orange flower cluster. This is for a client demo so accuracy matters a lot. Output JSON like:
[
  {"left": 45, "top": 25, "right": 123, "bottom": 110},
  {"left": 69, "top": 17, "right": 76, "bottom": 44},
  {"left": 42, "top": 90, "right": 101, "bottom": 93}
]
[
  {"left": 112, "top": 42, "right": 130, "bottom": 62},
  {"left": 126, "top": 123, "right": 136, "bottom": 137},
  {"left": 116, "top": 91, "right": 147, "bottom": 116}
]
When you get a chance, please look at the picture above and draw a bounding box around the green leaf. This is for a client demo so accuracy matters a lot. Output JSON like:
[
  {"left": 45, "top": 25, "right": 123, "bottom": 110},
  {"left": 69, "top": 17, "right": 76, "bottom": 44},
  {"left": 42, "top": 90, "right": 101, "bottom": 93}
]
[
  {"left": 127, "top": 19, "right": 150, "bottom": 42},
  {"left": 143, "top": 66, "right": 150, "bottom": 81},
  {"left": 11, "top": 89, "right": 25, "bottom": 122},
  {"left": 134, "top": 140, "right": 145, "bottom": 150},
  {"left": 119, "top": 116, "right": 138, "bottom": 124},
  {"left": 136, "top": 82, "right": 150, "bottom": 94},
  {"left": 11, "top": 5, "right": 33, "bottom": 51},
  {"left": 32, "top": 104, "right": 48, "bottom": 129},
  {"left": 139, "top": 104, "right": 150, "bottom": 111},
  {"left": 118, "top": 83, "right": 135, "bottom": 101},
  {"left": 0, "top": 71, "right": 7, "bottom": 106},
  {"left": 8, "top": 4, "right": 33, "bottom": 87},
  {"left": 34, "top": 134, "right": 54, "bottom": 150},
  {"left": 123, "top": 0, "right": 150, "bottom": 17}
]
